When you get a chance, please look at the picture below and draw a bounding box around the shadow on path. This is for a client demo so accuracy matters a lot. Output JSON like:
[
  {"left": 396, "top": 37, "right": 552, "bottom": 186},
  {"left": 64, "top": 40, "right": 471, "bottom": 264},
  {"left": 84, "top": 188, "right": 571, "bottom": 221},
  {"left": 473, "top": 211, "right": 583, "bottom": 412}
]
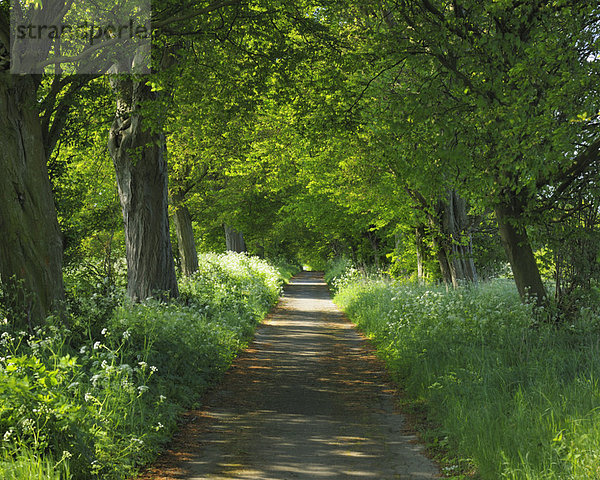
[{"left": 138, "top": 271, "right": 440, "bottom": 480}]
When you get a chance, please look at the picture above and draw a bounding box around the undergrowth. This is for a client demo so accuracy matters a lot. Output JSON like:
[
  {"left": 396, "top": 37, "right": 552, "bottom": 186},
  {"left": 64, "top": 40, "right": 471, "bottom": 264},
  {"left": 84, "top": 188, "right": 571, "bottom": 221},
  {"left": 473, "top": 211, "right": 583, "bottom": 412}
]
[
  {"left": 331, "top": 264, "right": 600, "bottom": 479},
  {"left": 0, "top": 252, "right": 289, "bottom": 479}
]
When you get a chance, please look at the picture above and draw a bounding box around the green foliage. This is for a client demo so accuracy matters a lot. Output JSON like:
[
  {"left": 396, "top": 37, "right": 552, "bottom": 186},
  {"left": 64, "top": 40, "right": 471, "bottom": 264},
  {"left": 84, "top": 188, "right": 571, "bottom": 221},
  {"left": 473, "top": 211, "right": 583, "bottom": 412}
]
[
  {"left": 0, "top": 279, "right": 32, "bottom": 330},
  {"left": 0, "top": 253, "right": 286, "bottom": 479},
  {"left": 323, "top": 257, "right": 357, "bottom": 292},
  {"left": 386, "top": 228, "right": 441, "bottom": 283},
  {"left": 63, "top": 259, "right": 127, "bottom": 341},
  {"left": 48, "top": 78, "right": 122, "bottom": 268},
  {"left": 265, "top": 256, "right": 302, "bottom": 284},
  {"left": 334, "top": 273, "right": 600, "bottom": 479},
  {"left": 6, "top": 0, "right": 600, "bottom": 475}
]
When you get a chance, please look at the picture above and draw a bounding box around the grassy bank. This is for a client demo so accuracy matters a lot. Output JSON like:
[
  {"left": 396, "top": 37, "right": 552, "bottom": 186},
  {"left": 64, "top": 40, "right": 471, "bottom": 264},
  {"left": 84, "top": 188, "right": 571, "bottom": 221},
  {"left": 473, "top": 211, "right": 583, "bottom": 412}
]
[
  {"left": 0, "top": 253, "right": 294, "bottom": 479},
  {"left": 331, "top": 268, "right": 600, "bottom": 479}
]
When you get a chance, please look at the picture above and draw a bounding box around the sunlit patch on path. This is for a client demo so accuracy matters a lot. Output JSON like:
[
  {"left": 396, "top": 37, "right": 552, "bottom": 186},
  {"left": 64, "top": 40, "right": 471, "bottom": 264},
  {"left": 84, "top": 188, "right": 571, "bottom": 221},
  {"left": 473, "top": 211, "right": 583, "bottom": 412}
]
[{"left": 138, "top": 271, "right": 440, "bottom": 480}]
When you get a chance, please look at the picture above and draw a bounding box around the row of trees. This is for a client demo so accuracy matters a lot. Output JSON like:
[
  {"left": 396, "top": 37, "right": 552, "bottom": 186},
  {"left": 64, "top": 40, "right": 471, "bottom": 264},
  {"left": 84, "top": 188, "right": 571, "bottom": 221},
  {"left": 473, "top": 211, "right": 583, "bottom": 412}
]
[
  {"left": 296, "top": 0, "right": 600, "bottom": 309},
  {"left": 1, "top": 0, "right": 599, "bottom": 324},
  {"left": 0, "top": 0, "right": 316, "bottom": 322}
]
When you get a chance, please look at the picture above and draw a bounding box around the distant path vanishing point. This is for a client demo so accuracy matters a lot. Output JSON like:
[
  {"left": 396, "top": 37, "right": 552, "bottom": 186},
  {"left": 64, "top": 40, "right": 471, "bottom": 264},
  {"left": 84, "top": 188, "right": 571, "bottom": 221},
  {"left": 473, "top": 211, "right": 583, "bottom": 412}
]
[{"left": 138, "top": 271, "right": 440, "bottom": 480}]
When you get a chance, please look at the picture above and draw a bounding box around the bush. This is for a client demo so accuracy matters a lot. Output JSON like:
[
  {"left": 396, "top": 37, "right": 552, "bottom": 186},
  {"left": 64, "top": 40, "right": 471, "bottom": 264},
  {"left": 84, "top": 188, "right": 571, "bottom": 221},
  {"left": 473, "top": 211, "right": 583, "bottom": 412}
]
[{"left": 324, "top": 257, "right": 361, "bottom": 293}]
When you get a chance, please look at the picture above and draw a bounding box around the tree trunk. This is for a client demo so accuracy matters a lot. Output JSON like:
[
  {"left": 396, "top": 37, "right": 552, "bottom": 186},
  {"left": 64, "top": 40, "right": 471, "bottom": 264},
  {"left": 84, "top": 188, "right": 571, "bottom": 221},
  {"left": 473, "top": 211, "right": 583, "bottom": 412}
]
[
  {"left": 0, "top": 74, "right": 64, "bottom": 324},
  {"left": 443, "top": 192, "right": 463, "bottom": 287},
  {"left": 448, "top": 191, "right": 477, "bottom": 283},
  {"left": 224, "top": 225, "right": 246, "bottom": 253},
  {"left": 432, "top": 233, "right": 453, "bottom": 287},
  {"left": 415, "top": 226, "right": 425, "bottom": 282},
  {"left": 173, "top": 204, "right": 198, "bottom": 277},
  {"left": 367, "top": 230, "right": 380, "bottom": 270},
  {"left": 108, "top": 77, "right": 178, "bottom": 302},
  {"left": 432, "top": 190, "right": 478, "bottom": 287},
  {"left": 495, "top": 200, "right": 547, "bottom": 305}
]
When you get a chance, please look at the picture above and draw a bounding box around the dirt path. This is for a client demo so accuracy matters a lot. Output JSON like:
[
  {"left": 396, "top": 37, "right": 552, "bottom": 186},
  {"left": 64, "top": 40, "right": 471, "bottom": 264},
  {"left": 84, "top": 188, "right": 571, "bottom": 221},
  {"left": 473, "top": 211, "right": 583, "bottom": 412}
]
[{"left": 138, "top": 271, "right": 440, "bottom": 480}]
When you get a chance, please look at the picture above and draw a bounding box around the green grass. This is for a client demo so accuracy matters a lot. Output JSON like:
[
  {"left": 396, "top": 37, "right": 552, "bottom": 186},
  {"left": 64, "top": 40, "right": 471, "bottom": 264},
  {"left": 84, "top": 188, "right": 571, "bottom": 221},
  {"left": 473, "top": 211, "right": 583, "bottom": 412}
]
[
  {"left": 0, "top": 252, "right": 289, "bottom": 480},
  {"left": 0, "top": 449, "right": 70, "bottom": 480},
  {"left": 333, "top": 275, "right": 600, "bottom": 479}
]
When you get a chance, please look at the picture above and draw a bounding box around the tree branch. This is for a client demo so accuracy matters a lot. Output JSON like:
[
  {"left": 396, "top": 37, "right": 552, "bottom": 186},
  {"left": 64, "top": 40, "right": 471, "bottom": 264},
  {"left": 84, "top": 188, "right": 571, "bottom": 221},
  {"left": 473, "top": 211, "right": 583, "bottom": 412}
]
[
  {"left": 152, "top": 0, "right": 240, "bottom": 30},
  {"left": 538, "top": 137, "right": 600, "bottom": 198},
  {"left": 344, "top": 57, "right": 407, "bottom": 116},
  {"left": 44, "top": 75, "right": 99, "bottom": 160}
]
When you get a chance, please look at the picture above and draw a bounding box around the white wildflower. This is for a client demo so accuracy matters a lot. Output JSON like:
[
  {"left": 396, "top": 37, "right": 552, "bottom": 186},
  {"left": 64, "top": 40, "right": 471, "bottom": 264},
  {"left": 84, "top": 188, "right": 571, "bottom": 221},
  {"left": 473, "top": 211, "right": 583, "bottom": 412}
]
[{"left": 119, "top": 363, "right": 132, "bottom": 373}]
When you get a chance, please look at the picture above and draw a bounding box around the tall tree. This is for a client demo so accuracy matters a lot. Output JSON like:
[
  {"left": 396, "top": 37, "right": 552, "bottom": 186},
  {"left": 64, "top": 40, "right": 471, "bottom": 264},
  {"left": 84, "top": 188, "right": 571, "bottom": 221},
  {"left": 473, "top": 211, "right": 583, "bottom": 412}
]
[
  {"left": 1, "top": 0, "right": 149, "bottom": 319},
  {"left": 108, "top": 71, "right": 179, "bottom": 301},
  {"left": 107, "top": 0, "right": 251, "bottom": 298},
  {"left": 0, "top": 0, "right": 93, "bottom": 321},
  {"left": 0, "top": 73, "right": 64, "bottom": 322}
]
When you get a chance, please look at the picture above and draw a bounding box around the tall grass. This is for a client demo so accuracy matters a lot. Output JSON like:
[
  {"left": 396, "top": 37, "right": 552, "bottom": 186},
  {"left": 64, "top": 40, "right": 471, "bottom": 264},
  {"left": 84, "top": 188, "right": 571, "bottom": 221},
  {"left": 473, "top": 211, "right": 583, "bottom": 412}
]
[
  {"left": 0, "top": 449, "right": 69, "bottom": 480},
  {"left": 0, "top": 252, "right": 289, "bottom": 480},
  {"left": 333, "top": 273, "right": 600, "bottom": 479}
]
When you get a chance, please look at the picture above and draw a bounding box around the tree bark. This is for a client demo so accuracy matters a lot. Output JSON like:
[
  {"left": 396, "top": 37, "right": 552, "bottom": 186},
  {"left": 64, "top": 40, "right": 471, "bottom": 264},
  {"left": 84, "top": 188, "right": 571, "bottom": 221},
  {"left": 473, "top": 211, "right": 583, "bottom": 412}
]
[
  {"left": 495, "top": 199, "right": 547, "bottom": 305},
  {"left": 432, "top": 190, "right": 478, "bottom": 287},
  {"left": 415, "top": 226, "right": 425, "bottom": 282},
  {"left": 431, "top": 233, "right": 453, "bottom": 287},
  {"left": 173, "top": 204, "right": 198, "bottom": 277},
  {"left": 366, "top": 229, "right": 380, "bottom": 270},
  {"left": 108, "top": 77, "right": 178, "bottom": 302},
  {"left": 224, "top": 225, "right": 246, "bottom": 253},
  {"left": 0, "top": 74, "right": 64, "bottom": 323},
  {"left": 448, "top": 191, "right": 477, "bottom": 283}
]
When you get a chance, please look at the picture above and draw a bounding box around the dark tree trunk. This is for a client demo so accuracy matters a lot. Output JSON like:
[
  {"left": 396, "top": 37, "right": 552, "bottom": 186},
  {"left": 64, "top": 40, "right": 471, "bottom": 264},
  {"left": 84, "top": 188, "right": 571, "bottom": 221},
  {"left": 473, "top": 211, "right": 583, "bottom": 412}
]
[
  {"left": 432, "top": 190, "right": 478, "bottom": 287},
  {"left": 495, "top": 200, "right": 547, "bottom": 305},
  {"left": 0, "top": 74, "right": 64, "bottom": 324},
  {"left": 415, "top": 226, "right": 425, "bottom": 282},
  {"left": 173, "top": 203, "right": 198, "bottom": 277},
  {"left": 224, "top": 225, "right": 246, "bottom": 253},
  {"left": 108, "top": 77, "right": 178, "bottom": 302},
  {"left": 447, "top": 191, "right": 478, "bottom": 283},
  {"left": 432, "top": 233, "right": 453, "bottom": 287},
  {"left": 367, "top": 230, "right": 380, "bottom": 270}
]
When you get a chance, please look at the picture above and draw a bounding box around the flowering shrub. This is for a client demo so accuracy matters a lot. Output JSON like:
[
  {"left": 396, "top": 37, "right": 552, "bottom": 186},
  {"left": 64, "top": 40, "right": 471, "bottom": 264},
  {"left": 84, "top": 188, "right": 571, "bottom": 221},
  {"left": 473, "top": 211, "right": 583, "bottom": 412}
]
[
  {"left": 0, "top": 252, "right": 287, "bottom": 479},
  {"left": 179, "top": 252, "right": 282, "bottom": 321},
  {"left": 324, "top": 257, "right": 362, "bottom": 293}
]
